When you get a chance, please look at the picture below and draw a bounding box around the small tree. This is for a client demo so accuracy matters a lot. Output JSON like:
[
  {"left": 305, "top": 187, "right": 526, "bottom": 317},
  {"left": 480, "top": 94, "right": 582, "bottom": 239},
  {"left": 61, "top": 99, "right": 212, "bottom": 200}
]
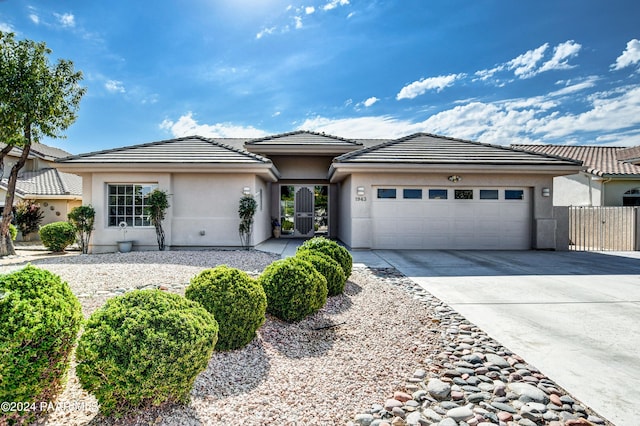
[
  {"left": 238, "top": 195, "right": 257, "bottom": 249},
  {"left": 146, "top": 189, "right": 169, "bottom": 251},
  {"left": 14, "top": 199, "right": 44, "bottom": 239},
  {"left": 0, "top": 32, "right": 85, "bottom": 256},
  {"left": 68, "top": 205, "right": 95, "bottom": 254}
]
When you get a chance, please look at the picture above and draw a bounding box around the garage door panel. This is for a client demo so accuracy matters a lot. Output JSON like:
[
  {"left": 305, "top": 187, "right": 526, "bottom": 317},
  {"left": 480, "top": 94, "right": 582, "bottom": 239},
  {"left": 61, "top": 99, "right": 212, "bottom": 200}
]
[{"left": 372, "top": 187, "right": 531, "bottom": 250}]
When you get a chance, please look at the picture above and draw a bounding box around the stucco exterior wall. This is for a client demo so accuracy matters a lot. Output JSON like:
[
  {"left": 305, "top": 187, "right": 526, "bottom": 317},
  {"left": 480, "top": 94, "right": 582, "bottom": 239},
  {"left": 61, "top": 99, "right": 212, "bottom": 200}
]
[
  {"left": 340, "top": 171, "right": 558, "bottom": 249},
  {"left": 171, "top": 173, "right": 257, "bottom": 248},
  {"left": 553, "top": 173, "right": 602, "bottom": 206},
  {"left": 86, "top": 172, "right": 172, "bottom": 252},
  {"left": 269, "top": 155, "right": 333, "bottom": 180},
  {"left": 603, "top": 179, "right": 640, "bottom": 206}
]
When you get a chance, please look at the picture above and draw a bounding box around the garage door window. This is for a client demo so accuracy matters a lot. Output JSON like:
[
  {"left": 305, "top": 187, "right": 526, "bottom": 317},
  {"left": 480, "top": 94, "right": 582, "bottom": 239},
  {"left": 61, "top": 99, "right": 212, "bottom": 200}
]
[
  {"left": 377, "top": 188, "right": 396, "bottom": 199},
  {"left": 429, "top": 189, "right": 448, "bottom": 199},
  {"left": 403, "top": 189, "right": 422, "bottom": 199},
  {"left": 480, "top": 190, "right": 499, "bottom": 200},
  {"left": 505, "top": 190, "right": 524, "bottom": 200},
  {"left": 454, "top": 189, "right": 474, "bottom": 200}
]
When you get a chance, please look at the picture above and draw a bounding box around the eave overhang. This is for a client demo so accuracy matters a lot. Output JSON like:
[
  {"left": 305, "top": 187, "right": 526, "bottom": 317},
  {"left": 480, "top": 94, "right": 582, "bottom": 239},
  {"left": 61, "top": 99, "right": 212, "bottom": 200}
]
[{"left": 328, "top": 162, "right": 584, "bottom": 183}]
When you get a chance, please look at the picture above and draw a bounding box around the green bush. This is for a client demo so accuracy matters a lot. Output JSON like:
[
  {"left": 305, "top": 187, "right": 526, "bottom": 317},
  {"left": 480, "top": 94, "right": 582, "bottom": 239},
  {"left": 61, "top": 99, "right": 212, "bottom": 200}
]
[
  {"left": 297, "top": 237, "right": 353, "bottom": 278},
  {"left": 186, "top": 265, "right": 267, "bottom": 351},
  {"left": 296, "top": 251, "right": 346, "bottom": 296},
  {"left": 39, "top": 221, "right": 76, "bottom": 252},
  {"left": 8, "top": 223, "right": 17, "bottom": 240},
  {"left": 75, "top": 290, "right": 218, "bottom": 416},
  {"left": 258, "top": 257, "right": 327, "bottom": 322},
  {"left": 0, "top": 265, "right": 83, "bottom": 423}
]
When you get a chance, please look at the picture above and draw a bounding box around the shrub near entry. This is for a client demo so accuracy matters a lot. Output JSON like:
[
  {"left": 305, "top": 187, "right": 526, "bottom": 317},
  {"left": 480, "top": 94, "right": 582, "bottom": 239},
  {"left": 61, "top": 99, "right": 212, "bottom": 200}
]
[
  {"left": 0, "top": 265, "right": 83, "bottom": 423},
  {"left": 297, "top": 237, "right": 353, "bottom": 279},
  {"left": 296, "top": 250, "right": 346, "bottom": 296},
  {"left": 186, "top": 265, "right": 267, "bottom": 351},
  {"left": 75, "top": 290, "right": 218, "bottom": 416},
  {"left": 258, "top": 257, "right": 328, "bottom": 322}
]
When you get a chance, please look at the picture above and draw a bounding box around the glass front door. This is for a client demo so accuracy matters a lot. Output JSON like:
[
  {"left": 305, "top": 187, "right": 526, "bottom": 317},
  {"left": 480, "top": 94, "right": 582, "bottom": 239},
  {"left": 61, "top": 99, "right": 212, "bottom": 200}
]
[{"left": 280, "top": 185, "right": 329, "bottom": 237}]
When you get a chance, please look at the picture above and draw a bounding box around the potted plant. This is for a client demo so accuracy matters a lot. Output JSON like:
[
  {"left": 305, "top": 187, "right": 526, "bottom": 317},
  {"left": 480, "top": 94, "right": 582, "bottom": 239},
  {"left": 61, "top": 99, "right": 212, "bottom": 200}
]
[
  {"left": 116, "top": 221, "right": 133, "bottom": 253},
  {"left": 272, "top": 218, "right": 281, "bottom": 239}
]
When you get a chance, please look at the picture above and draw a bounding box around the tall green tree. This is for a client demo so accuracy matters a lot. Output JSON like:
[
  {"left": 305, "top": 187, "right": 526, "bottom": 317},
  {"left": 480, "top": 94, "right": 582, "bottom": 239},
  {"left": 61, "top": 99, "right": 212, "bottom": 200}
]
[{"left": 0, "top": 32, "right": 85, "bottom": 256}]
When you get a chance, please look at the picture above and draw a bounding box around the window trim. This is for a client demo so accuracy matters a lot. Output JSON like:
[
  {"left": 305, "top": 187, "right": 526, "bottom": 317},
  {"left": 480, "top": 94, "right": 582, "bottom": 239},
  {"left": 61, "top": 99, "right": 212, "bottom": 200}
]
[
  {"left": 479, "top": 189, "right": 499, "bottom": 200},
  {"left": 428, "top": 189, "right": 448, "bottom": 200},
  {"left": 505, "top": 189, "right": 525, "bottom": 200}
]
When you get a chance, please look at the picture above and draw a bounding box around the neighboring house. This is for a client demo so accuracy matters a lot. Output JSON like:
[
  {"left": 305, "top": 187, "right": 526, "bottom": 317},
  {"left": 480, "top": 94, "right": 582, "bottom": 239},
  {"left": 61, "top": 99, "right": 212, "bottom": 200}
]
[
  {"left": 56, "top": 131, "right": 581, "bottom": 253},
  {"left": 0, "top": 143, "right": 83, "bottom": 238},
  {"left": 513, "top": 145, "right": 640, "bottom": 206}
]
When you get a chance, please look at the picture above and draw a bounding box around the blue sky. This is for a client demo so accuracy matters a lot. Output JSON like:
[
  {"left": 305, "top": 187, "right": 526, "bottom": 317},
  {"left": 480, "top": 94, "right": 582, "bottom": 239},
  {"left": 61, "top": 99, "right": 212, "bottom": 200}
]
[{"left": 1, "top": 0, "right": 640, "bottom": 154}]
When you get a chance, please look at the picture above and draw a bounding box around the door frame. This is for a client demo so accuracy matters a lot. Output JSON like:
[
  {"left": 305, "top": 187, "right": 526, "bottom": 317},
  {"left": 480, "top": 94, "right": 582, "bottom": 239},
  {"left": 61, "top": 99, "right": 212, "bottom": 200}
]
[{"left": 279, "top": 184, "right": 330, "bottom": 238}]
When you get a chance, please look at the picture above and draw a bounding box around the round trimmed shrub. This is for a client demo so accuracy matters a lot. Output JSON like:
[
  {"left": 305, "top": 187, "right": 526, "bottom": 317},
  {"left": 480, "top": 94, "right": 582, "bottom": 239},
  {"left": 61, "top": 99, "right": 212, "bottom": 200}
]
[
  {"left": 186, "top": 265, "right": 267, "bottom": 351},
  {"left": 258, "top": 257, "right": 327, "bottom": 322},
  {"left": 76, "top": 290, "right": 218, "bottom": 416},
  {"left": 297, "top": 237, "right": 352, "bottom": 278},
  {"left": 296, "top": 250, "right": 346, "bottom": 296},
  {"left": 0, "top": 265, "right": 83, "bottom": 423},
  {"left": 39, "top": 221, "right": 76, "bottom": 252}
]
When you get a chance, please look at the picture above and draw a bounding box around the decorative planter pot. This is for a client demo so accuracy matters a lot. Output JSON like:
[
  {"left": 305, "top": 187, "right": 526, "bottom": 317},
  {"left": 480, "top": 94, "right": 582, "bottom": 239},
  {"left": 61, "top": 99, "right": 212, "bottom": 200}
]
[
  {"left": 116, "top": 240, "right": 133, "bottom": 253},
  {"left": 273, "top": 226, "right": 281, "bottom": 239}
]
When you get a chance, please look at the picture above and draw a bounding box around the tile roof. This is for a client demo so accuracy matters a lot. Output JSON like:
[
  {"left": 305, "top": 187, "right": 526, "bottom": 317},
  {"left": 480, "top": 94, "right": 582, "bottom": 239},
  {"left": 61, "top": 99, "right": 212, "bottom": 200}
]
[
  {"left": 57, "top": 136, "right": 271, "bottom": 164},
  {"left": 245, "top": 130, "right": 362, "bottom": 147},
  {"left": 0, "top": 142, "right": 72, "bottom": 160},
  {"left": 335, "top": 133, "right": 582, "bottom": 167},
  {"left": 512, "top": 144, "right": 640, "bottom": 176},
  {"left": 0, "top": 168, "right": 82, "bottom": 197},
  {"left": 617, "top": 146, "right": 640, "bottom": 163}
]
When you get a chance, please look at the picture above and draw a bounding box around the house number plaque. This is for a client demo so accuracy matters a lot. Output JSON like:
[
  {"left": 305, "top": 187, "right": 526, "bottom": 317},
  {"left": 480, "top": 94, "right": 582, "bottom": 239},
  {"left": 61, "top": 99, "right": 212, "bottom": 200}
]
[{"left": 355, "top": 196, "right": 367, "bottom": 201}]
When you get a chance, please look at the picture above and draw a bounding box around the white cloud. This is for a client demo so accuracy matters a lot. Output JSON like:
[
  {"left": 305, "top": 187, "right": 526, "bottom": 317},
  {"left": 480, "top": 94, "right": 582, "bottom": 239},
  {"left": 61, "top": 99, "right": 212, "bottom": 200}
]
[
  {"left": 0, "top": 22, "right": 14, "bottom": 33},
  {"left": 160, "top": 112, "right": 269, "bottom": 138},
  {"left": 612, "top": 39, "right": 640, "bottom": 70},
  {"left": 55, "top": 12, "right": 75, "bottom": 28},
  {"left": 396, "top": 74, "right": 463, "bottom": 100},
  {"left": 549, "top": 76, "right": 599, "bottom": 97},
  {"left": 105, "top": 80, "right": 125, "bottom": 93},
  {"left": 299, "top": 84, "right": 640, "bottom": 146},
  {"left": 537, "top": 40, "right": 581, "bottom": 73},
  {"left": 305, "top": 6, "right": 315, "bottom": 14},
  {"left": 507, "top": 43, "right": 549, "bottom": 78},
  {"left": 256, "top": 26, "right": 276, "bottom": 39},
  {"left": 294, "top": 16, "right": 303, "bottom": 29},
  {"left": 29, "top": 14, "right": 40, "bottom": 25},
  {"left": 323, "top": 0, "right": 349, "bottom": 11},
  {"left": 363, "top": 97, "right": 379, "bottom": 107}
]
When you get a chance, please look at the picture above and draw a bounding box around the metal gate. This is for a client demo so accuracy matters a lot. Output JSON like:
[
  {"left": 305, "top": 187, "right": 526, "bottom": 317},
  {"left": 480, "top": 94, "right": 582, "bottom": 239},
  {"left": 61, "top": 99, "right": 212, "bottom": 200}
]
[{"left": 569, "top": 206, "right": 638, "bottom": 251}]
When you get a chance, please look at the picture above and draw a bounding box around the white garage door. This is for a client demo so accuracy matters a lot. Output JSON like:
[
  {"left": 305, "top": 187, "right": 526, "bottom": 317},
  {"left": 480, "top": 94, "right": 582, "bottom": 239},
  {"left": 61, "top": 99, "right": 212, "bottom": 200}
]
[{"left": 371, "top": 187, "right": 531, "bottom": 250}]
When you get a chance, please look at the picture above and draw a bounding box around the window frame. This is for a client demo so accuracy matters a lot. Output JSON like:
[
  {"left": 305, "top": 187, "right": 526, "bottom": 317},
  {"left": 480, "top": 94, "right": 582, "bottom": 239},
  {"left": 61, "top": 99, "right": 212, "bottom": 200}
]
[
  {"left": 402, "top": 188, "right": 423, "bottom": 200},
  {"left": 479, "top": 189, "right": 499, "bottom": 200},
  {"left": 428, "top": 189, "right": 448, "bottom": 200},
  {"left": 107, "top": 183, "right": 158, "bottom": 228},
  {"left": 505, "top": 189, "right": 525, "bottom": 200},
  {"left": 454, "top": 189, "right": 474, "bottom": 200},
  {"left": 377, "top": 188, "right": 397, "bottom": 199}
]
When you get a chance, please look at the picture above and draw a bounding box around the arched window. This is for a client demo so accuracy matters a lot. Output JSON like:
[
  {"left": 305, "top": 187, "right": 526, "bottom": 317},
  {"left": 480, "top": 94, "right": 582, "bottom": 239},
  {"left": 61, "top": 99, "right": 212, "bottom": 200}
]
[{"left": 623, "top": 188, "right": 640, "bottom": 206}]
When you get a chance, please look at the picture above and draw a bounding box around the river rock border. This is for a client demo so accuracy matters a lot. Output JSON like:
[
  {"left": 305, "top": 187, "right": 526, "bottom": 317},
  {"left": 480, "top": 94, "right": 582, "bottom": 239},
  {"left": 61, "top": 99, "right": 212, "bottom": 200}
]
[{"left": 349, "top": 268, "right": 611, "bottom": 426}]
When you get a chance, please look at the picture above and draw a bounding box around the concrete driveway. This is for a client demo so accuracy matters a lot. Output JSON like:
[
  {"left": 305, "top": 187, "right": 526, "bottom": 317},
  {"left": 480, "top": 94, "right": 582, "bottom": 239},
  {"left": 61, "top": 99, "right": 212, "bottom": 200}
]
[{"left": 376, "top": 249, "right": 640, "bottom": 426}]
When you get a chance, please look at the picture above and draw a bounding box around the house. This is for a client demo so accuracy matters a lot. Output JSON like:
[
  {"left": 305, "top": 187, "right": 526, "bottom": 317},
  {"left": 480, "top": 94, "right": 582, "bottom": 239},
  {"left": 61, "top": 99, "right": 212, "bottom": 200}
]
[
  {"left": 0, "top": 143, "right": 83, "bottom": 238},
  {"left": 56, "top": 131, "right": 582, "bottom": 253},
  {"left": 513, "top": 145, "right": 640, "bottom": 206}
]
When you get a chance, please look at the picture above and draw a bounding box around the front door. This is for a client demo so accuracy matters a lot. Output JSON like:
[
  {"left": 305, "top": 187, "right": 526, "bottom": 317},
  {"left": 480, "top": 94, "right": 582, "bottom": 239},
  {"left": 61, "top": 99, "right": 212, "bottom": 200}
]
[{"left": 280, "top": 185, "right": 329, "bottom": 237}]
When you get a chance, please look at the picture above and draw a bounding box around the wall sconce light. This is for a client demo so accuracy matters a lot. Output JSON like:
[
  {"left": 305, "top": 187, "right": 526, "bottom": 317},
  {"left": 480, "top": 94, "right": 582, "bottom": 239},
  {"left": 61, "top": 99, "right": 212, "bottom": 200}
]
[
  {"left": 356, "top": 186, "right": 365, "bottom": 196},
  {"left": 542, "top": 187, "right": 550, "bottom": 197},
  {"left": 242, "top": 186, "right": 251, "bottom": 195},
  {"left": 448, "top": 175, "right": 462, "bottom": 183}
]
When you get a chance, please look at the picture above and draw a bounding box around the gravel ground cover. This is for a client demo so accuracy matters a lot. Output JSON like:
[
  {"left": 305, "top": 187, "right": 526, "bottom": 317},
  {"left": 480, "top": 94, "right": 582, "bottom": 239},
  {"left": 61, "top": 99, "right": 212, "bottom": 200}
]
[
  {"left": 0, "top": 250, "right": 610, "bottom": 426},
  {"left": 0, "top": 251, "right": 439, "bottom": 425}
]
